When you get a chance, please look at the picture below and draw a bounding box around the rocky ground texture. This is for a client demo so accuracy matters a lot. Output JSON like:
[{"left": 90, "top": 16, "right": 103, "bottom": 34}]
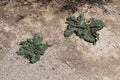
[{"left": 0, "top": 0, "right": 120, "bottom": 80}]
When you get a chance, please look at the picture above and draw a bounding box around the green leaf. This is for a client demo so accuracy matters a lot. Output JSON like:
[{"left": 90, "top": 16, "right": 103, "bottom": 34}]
[
  {"left": 89, "top": 18, "right": 104, "bottom": 31},
  {"left": 77, "top": 14, "right": 85, "bottom": 26},
  {"left": 83, "top": 28, "right": 96, "bottom": 44},
  {"left": 64, "top": 29, "right": 74, "bottom": 37},
  {"left": 66, "top": 17, "right": 77, "bottom": 28},
  {"left": 75, "top": 28, "right": 84, "bottom": 38}
]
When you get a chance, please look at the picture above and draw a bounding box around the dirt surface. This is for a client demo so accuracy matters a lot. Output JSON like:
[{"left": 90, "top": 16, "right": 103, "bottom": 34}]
[{"left": 0, "top": 0, "right": 120, "bottom": 80}]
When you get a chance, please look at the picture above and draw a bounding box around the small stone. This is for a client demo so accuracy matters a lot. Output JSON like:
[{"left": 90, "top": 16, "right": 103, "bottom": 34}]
[
  {"left": 15, "top": 14, "right": 25, "bottom": 22},
  {"left": 52, "top": 67, "right": 55, "bottom": 70}
]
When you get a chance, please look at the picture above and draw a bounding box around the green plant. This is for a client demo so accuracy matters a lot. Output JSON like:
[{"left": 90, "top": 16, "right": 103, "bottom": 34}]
[
  {"left": 64, "top": 14, "right": 104, "bottom": 45},
  {"left": 17, "top": 34, "right": 51, "bottom": 63}
]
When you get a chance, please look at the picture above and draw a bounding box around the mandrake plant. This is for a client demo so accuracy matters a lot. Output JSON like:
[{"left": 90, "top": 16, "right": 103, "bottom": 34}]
[
  {"left": 64, "top": 14, "right": 104, "bottom": 45},
  {"left": 17, "top": 34, "right": 51, "bottom": 64}
]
